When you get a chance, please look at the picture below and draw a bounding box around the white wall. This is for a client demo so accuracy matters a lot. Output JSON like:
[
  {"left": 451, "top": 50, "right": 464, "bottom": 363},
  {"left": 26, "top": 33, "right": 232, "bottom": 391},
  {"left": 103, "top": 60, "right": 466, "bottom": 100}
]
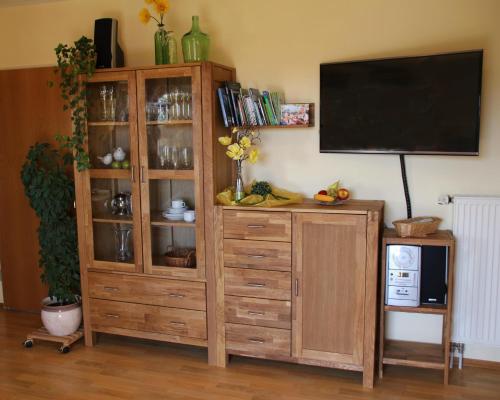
[{"left": 0, "top": 0, "right": 499, "bottom": 361}]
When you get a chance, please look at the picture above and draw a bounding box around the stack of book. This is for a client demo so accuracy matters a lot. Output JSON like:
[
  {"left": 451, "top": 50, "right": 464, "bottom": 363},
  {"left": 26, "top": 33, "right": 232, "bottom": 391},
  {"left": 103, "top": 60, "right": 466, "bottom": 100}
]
[{"left": 217, "top": 82, "right": 285, "bottom": 127}]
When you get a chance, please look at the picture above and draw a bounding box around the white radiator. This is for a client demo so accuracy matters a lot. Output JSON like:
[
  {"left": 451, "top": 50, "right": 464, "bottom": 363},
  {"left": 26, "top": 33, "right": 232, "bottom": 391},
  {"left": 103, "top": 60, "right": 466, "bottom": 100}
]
[{"left": 452, "top": 196, "right": 500, "bottom": 348}]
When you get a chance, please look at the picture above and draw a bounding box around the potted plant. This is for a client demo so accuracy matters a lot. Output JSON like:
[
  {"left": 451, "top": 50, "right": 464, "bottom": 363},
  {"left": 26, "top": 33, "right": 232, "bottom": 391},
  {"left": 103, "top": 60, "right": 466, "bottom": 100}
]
[{"left": 21, "top": 143, "right": 81, "bottom": 336}]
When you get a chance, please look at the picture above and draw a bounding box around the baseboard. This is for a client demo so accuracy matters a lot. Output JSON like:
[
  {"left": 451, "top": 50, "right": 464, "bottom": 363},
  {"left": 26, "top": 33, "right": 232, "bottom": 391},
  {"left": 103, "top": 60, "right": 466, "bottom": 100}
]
[{"left": 455, "top": 357, "right": 500, "bottom": 370}]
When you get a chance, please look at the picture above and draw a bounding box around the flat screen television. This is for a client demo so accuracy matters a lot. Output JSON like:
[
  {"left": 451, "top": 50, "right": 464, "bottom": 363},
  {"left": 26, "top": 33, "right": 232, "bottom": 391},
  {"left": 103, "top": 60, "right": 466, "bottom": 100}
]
[{"left": 320, "top": 50, "right": 483, "bottom": 155}]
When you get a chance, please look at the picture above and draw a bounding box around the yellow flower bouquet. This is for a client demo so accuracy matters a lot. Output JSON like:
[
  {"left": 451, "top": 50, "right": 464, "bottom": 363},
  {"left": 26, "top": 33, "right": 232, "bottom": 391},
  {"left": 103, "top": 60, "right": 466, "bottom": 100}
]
[{"left": 218, "top": 128, "right": 261, "bottom": 201}]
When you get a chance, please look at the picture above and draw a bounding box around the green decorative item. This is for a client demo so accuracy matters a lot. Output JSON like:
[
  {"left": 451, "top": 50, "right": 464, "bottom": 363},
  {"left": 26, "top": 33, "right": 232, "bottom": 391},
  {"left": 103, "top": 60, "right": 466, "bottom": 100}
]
[
  {"left": 167, "top": 31, "right": 178, "bottom": 64},
  {"left": 182, "top": 16, "right": 210, "bottom": 62},
  {"left": 21, "top": 143, "right": 80, "bottom": 304},
  {"left": 155, "top": 25, "right": 169, "bottom": 65},
  {"left": 52, "top": 36, "right": 96, "bottom": 171}
]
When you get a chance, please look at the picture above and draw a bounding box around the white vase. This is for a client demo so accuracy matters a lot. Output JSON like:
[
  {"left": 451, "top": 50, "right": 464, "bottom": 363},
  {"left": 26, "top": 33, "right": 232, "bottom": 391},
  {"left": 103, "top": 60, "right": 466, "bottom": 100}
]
[{"left": 41, "top": 297, "right": 82, "bottom": 337}]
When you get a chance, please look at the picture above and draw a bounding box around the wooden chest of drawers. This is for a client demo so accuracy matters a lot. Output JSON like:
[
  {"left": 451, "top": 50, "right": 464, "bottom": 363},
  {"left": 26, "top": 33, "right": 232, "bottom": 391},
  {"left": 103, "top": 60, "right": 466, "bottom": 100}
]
[{"left": 215, "top": 202, "right": 384, "bottom": 388}]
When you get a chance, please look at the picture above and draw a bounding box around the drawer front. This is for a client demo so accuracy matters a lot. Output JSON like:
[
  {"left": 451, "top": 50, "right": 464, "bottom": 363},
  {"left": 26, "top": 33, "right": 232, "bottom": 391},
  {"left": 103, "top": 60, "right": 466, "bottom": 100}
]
[
  {"left": 223, "top": 210, "right": 291, "bottom": 242},
  {"left": 224, "top": 268, "right": 291, "bottom": 300},
  {"left": 224, "top": 239, "right": 291, "bottom": 271},
  {"left": 90, "top": 298, "right": 207, "bottom": 339},
  {"left": 88, "top": 272, "right": 206, "bottom": 311},
  {"left": 226, "top": 323, "right": 291, "bottom": 357},
  {"left": 225, "top": 296, "right": 291, "bottom": 329}
]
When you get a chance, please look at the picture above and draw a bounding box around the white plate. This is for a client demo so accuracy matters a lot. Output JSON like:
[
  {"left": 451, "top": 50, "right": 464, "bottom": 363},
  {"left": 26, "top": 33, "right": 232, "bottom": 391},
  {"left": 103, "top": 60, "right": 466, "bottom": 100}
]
[
  {"left": 162, "top": 213, "right": 185, "bottom": 221},
  {"left": 166, "top": 207, "right": 187, "bottom": 214}
]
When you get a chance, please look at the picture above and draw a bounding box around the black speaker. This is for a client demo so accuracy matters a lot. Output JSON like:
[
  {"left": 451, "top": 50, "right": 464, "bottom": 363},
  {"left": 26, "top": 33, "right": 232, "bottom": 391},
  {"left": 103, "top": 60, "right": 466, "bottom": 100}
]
[
  {"left": 420, "top": 246, "right": 448, "bottom": 305},
  {"left": 94, "top": 18, "right": 124, "bottom": 69}
]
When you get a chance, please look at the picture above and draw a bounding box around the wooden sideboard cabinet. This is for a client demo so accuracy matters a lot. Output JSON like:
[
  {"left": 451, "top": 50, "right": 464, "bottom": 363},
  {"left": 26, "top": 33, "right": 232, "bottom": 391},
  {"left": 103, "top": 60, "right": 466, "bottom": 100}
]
[
  {"left": 74, "top": 62, "right": 234, "bottom": 363},
  {"left": 214, "top": 201, "right": 384, "bottom": 388}
]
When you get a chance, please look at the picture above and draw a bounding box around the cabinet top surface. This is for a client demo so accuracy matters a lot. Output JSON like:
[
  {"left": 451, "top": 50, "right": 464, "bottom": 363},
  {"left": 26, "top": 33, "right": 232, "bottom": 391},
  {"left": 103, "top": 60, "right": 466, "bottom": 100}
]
[
  {"left": 220, "top": 199, "right": 384, "bottom": 214},
  {"left": 383, "top": 228, "right": 455, "bottom": 245},
  {"left": 89, "top": 61, "right": 234, "bottom": 75}
]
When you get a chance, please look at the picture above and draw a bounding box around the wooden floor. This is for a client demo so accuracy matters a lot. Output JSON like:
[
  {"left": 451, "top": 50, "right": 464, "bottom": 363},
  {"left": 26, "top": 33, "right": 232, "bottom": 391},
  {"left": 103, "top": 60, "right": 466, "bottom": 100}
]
[{"left": 1, "top": 308, "right": 499, "bottom": 400}]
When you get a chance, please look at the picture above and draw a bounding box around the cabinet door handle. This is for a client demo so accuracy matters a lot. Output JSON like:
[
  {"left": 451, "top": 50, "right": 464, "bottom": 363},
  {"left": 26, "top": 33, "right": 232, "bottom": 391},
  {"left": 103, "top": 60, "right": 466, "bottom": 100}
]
[
  {"left": 131, "top": 165, "right": 135, "bottom": 183},
  {"left": 247, "top": 311, "right": 265, "bottom": 316},
  {"left": 247, "top": 254, "right": 265, "bottom": 259},
  {"left": 247, "top": 224, "right": 265, "bottom": 229},
  {"left": 169, "top": 321, "right": 186, "bottom": 326},
  {"left": 140, "top": 166, "right": 145, "bottom": 183},
  {"left": 105, "top": 313, "right": 120, "bottom": 319},
  {"left": 104, "top": 286, "right": 119, "bottom": 292},
  {"left": 295, "top": 279, "right": 299, "bottom": 297},
  {"left": 167, "top": 293, "right": 185, "bottom": 298},
  {"left": 246, "top": 282, "right": 266, "bottom": 288},
  {"left": 248, "top": 337, "right": 265, "bottom": 344}
]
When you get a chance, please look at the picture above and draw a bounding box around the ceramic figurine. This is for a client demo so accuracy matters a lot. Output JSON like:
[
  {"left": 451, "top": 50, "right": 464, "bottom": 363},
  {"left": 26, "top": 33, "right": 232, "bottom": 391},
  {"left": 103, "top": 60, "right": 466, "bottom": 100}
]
[
  {"left": 97, "top": 153, "right": 113, "bottom": 165},
  {"left": 113, "top": 147, "right": 126, "bottom": 161}
]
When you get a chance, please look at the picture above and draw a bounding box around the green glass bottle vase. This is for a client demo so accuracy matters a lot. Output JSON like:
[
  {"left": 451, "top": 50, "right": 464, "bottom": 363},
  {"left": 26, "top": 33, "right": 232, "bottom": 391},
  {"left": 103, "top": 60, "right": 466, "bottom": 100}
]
[
  {"left": 181, "top": 16, "right": 210, "bottom": 62},
  {"left": 154, "top": 25, "right": 169, "bottom": 65}
]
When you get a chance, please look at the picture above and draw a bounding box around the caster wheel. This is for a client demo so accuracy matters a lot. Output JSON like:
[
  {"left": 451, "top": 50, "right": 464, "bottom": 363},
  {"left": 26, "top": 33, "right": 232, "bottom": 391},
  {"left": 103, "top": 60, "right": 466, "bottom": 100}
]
[
  {"left": 58, "top": 346, "right": 70, "bottom": 354},
  {"left": 23, "top": 340, "right": 33, "bottom": 348}
]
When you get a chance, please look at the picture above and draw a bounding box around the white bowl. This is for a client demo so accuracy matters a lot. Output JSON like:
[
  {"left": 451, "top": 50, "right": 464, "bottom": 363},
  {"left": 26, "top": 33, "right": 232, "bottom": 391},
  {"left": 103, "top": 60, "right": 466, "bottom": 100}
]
[
  {"left": 167, "top": 207, "right": 187, "bottom": 214},
  {"left": 163, "top": 213, "right": 185, "bottom": 221}
]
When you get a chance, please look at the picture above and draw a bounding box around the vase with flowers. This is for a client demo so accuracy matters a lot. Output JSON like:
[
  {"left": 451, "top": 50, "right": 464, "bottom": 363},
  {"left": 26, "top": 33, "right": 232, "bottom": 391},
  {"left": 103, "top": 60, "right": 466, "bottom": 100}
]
[
  {"left": 218, "top": 128, "right": 260, "bottom": 202},
  {"left": 139, "top": 0, "right": 178, "bottom": 65}
]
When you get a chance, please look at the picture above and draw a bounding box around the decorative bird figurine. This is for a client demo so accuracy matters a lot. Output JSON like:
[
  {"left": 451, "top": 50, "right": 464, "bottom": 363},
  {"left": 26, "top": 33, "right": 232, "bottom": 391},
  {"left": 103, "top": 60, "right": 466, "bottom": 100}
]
[
  {"left": 97, "top": 153, "right": 113, "bottom": 165},
  {"left": 113, "top": 147, "right": 126, "bottom": 161}
]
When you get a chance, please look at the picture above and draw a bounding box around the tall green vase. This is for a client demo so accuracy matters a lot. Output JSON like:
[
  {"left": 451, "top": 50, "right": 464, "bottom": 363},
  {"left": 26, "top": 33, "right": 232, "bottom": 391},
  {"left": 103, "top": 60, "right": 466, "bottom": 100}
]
[
  {"left": 181, "top": 16, "right": 210, "bottom": 63},
  {"left": 155, "top": 25, "right": 169, "bottom": 65}
]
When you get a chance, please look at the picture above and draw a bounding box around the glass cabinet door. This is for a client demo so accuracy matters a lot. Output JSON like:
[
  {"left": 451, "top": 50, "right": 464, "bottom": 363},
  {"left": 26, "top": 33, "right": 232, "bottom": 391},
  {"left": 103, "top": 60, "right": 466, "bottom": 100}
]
[
  {"left": 83, "top": 71, "right": 143, "bottom": 273},
  {"left": 137, "top": 67, "right": 205, "bottom": 279}
]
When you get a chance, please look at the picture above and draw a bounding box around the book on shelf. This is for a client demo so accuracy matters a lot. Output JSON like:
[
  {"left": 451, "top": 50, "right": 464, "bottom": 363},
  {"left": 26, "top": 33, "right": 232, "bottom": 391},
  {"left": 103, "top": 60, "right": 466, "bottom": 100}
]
[{"left": 217, "top": 81, "right": 287, "bottom": 128}]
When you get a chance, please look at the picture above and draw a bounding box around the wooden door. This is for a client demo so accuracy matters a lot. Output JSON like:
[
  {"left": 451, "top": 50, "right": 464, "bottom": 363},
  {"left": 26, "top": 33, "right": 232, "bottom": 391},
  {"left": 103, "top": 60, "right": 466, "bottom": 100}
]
[
  {"left": 136, "top": 66, "right": 205, "bottom": 280},
  {"left": 77, "top": 71, "right": 143, "bottom": 273},
  {"left": 0, "top": 67, "right": 71, "bottom": 311},
  {"left": 292, "top": 213, "right": 367, "bottom": 366}
]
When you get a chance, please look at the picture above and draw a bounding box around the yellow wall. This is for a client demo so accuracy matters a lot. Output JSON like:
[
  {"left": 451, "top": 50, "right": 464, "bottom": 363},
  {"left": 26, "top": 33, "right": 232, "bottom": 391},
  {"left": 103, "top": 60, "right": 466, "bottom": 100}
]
[{"left": 1, "top": 0, "right": 499, "bottom": 360}]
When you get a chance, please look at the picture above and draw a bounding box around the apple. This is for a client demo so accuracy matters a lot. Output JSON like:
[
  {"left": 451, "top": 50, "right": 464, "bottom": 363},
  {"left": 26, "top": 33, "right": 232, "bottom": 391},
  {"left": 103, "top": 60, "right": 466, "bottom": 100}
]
[
  {"left": 121, "top": 159, "right": 131, "bottom": 169},
  {"left": 337, "top": 188, "right": 350, "bottom": 200},
  {"left": 318, "top": 190, "right": 327, "bottom": 195},
  {"left": 111, "top": 161, "right": 122, "bottom": 169}
]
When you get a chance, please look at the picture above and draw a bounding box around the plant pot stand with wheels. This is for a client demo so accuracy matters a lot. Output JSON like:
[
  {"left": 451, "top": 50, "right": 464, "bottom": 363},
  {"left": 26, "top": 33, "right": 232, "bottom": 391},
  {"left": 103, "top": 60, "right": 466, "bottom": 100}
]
[{"left": 24, "top": 327, "right": 84, "bottom": 353}]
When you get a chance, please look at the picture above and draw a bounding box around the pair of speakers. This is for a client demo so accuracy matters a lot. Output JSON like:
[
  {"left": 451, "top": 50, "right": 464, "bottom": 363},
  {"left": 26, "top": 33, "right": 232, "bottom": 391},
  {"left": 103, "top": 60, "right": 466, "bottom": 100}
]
[{"left": 94, "top": 18, "right": 124, "bottom": 68}]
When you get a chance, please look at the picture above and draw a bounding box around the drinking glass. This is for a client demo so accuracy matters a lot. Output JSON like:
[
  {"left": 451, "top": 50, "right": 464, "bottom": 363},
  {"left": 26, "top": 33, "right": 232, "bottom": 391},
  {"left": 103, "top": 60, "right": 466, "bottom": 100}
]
[
  {"left": 179, "top": 146, "right": 193, "bottom": 169},
  {"left": 171, "top": 88, "right": 181, "bottom": 120},
  {"left": 113, "top": 226, "right": 132, "bottom": 262},
  {"left": 185, "top": 92, "right": 192, "bottom": 119},
  {"left": 146, "top": 102, "right": 159, "bottom": 121},
  {"left": 166, "top": 146, "right": 179, "bottom": 169},
  {"left": 99, "top": 85, "right": 108, "bottom": 120},
  {"left": 157, "top": 95, "right": 169, "bottom": 121},
  {"left": 105, "top": 86, "right": 116, "bottom": 121}
]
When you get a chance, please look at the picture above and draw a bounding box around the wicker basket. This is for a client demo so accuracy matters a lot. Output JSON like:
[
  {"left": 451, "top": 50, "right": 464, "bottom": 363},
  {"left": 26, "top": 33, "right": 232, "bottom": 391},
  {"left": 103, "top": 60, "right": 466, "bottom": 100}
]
[
  {"left": 164, "top": 247, "right": 196, "bottom": 268},
  {"left": 393, "top": 216, "right": 442, "bottom": 238}
]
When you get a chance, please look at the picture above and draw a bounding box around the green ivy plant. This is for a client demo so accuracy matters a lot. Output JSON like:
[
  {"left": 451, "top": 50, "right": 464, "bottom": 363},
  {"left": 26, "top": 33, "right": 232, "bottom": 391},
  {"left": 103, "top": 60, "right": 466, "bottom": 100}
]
[
  {"left": 21, "top": 143, "right": 80, "bottom": 304},
  {"left": 51, "top": 36, "right": 96, "bottom": 171}
]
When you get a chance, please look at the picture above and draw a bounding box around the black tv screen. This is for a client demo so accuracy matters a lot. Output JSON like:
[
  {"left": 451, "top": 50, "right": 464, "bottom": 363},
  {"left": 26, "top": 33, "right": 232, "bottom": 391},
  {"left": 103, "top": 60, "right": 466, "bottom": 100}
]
[{"left": 320, "top": 50, "right": 483, "bottom": 155}]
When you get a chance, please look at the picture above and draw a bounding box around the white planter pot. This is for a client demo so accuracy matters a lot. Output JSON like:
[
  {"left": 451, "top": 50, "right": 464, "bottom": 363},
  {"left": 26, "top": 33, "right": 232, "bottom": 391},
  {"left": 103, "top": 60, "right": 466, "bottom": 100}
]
[{"left": 41, "top": 297, "right": 82, "bottom": 337}]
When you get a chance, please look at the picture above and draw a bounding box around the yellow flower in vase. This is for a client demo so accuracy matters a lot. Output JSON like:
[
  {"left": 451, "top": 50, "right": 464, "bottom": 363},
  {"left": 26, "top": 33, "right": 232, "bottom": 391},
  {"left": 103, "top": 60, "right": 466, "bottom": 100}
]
[
  {"left": 239, "top": 136, "right": 251, "bottom": 149},
  {"left": 153, "top": 0, "right": 169, "bottom": 14},
  {"left": 218, "top": 136, "right": 232, "bottom": 146},
  {"left": 248, "top": 148, "right": 260, "bottom": 164},
  {"left": 226, "top": 143, "right": 244, "bottom": 160},
  {"left": 139, "top": 8, "right": 152, "bottom": 24}
]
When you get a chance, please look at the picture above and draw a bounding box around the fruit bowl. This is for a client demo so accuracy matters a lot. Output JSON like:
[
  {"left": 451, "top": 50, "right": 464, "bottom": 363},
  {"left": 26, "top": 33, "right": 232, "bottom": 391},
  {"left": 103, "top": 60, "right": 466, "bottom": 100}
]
[{"left": 316, "top": 199, "right": 347, "bottom": 206}]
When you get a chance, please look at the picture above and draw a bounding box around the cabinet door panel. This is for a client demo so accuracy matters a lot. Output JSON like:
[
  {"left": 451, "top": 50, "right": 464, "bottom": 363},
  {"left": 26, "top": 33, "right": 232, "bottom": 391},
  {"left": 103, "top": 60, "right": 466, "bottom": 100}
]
[{"left": 293, "top": 213, "right": 367, "bottom": 366}]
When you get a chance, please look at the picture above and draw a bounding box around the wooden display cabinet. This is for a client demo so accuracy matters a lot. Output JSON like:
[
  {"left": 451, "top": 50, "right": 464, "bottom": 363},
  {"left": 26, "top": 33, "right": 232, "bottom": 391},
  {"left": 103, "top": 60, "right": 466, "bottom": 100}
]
[{"left": 74, "top": 63, "right": 234, "bottom": 362}]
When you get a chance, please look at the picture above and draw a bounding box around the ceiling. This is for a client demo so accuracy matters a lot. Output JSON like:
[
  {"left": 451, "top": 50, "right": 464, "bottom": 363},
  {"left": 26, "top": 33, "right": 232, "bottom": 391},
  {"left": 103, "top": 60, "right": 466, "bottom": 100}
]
[{"left": 0, "top": 0, "right": 67, "bottom": 7}]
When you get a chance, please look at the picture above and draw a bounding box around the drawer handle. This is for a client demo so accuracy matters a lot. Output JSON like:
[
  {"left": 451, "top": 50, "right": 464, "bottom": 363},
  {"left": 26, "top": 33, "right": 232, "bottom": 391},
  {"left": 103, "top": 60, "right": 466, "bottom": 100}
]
[
  {"left": 247, "top": 224, "right": 265, "bottom": 229},
  {"left": 169, "top": 321, "right": 186, "bottom": 326},
  {"left": 246, "top": 282, "right": 266, "bottom": 288},
  {"left": 105, "top": 313, "right": 120, "bottom": 319},
  {"left": 247, "top": 311, "right": 265, "bottom": 316},
  {"left": 104, "top": 286, "right": 120, "bottom": 292},
  {"left": 248, "top": 337, "right": 265, "bottom": 344},
  {"left": 167, "top": 293, "right": 185, "bottom": 298},
  {"left": 247, "top": 254, "right": 265, "bottom": 259}
]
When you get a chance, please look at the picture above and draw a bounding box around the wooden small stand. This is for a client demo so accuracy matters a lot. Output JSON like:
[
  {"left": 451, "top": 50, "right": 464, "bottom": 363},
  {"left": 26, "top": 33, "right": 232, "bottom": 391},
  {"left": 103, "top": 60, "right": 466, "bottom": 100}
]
[{"left": 24, "top": 327, "right": 84, "bottom": 353}]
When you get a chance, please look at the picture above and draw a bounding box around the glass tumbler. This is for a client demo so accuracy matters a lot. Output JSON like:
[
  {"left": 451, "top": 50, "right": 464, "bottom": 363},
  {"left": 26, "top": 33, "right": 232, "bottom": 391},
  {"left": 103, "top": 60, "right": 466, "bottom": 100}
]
[
  {"left": 114, "top": 226, "right": 132, "bottom": 262},
  {"left": 179, "top": 146, "right": 193, "bottom": 169}
]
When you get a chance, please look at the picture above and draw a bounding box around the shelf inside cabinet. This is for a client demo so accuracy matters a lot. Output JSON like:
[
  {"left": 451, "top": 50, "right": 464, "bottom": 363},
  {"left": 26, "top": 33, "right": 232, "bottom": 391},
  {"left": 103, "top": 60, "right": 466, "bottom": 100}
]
[
  {"left": 384, "top": 305, "right": 447, "bottom": 315},
  {"left": 383, "top": 340, "right": 445, "bottom": 370},
  {"left": 89, "top": 169, "right": 131, "bottom": 179},
  {"left": 146, "top": 120, "right": 193, "bottom": 126},
  {"left": 92, "top": 213, "right": 133, "bottom": 225},
  {"left": 150, "top": 211, "right": 196, "bottom": 228},
  {"left": 148, "top": 169, "right": 194, "bottom": 180},
  {"left": 88, "top": 121, "right": 129, "bottom": 127}
]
